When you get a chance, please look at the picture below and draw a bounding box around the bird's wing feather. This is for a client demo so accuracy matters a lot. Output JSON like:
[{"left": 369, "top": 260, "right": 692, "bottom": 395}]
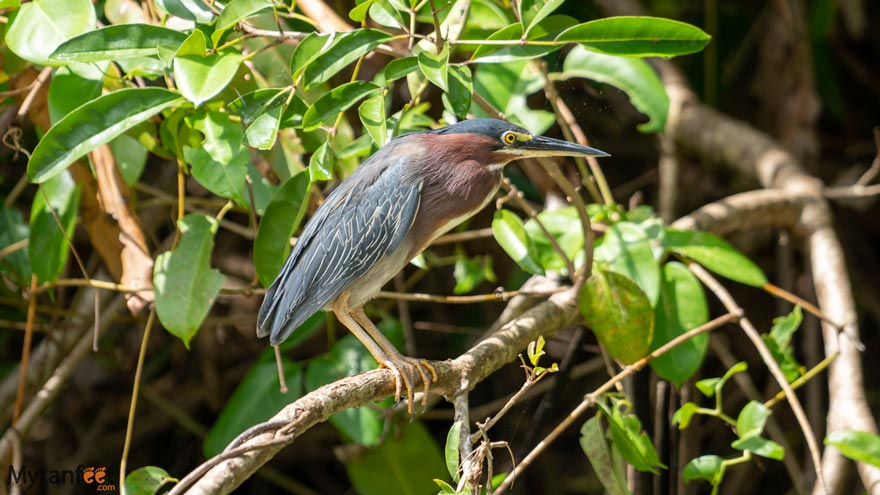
[{"left": 257, "top": 157, "right": 421, "bottom": 344}]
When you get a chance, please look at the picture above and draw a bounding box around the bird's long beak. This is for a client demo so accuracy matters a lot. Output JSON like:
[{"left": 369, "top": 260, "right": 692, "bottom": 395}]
[{"left": 518, "top": 135, "right": 610, "bottom": 158}]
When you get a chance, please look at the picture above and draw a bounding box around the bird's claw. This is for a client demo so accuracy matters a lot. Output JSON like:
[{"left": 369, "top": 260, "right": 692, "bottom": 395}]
[{"left": 380, "top": 356, "right": 437, "bottom": 414}]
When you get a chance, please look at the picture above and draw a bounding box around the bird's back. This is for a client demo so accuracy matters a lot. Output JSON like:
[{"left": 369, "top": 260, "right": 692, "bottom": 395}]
[{"left": 257, "top": 140, "right": 421, "bottom": 344}]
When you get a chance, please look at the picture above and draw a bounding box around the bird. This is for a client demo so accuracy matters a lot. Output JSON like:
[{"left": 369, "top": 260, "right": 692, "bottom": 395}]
[{"left": 257, "top": 118, "right": 609, "bottom": 411}]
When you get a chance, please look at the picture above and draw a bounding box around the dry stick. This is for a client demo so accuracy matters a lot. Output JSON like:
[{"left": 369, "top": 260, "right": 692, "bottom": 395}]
[
  {"left": 765, "top": 352, "right": 838, "bottom": 409},
  {"left": 378, "top": 287, "right": 565, "bottom": 304},
  {"left": 432, "top": 227, "right": 494, "bottom": 245},
  {"left": 687, "top": 263, "right": 827, "bottom": 495},
  {"left": 12, "top": 274, "right": 38, "bottom": 425},
  {"left": 855, "top": 127, "right": 880, "bottom": 186},
  {"left": 762, "top": 282, "right": 843, "bottom": 332},
  {"left": 492, "top": 312, "right": 740, "bottom": 494},
  {"left": 120, "top": 309, "right": 156, "bottom": 489}
]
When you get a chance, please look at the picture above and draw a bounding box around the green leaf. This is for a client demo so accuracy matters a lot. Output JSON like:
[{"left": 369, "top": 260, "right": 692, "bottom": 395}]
[
  {"left": 731, "top": 434, "right": 785, "bottom": 460},
  {"left": 764, "top": 305, "right": 804, "bottom": 382},
  {"left": 28, "top": 88, "right": 182, "bottom": 184},
  {"left": 302, "top": 29, "right": 392, "bottom": 89},
  {"left": 308, "top": 142, "right": 334, "bottom": 181},
  {"left": 29, "top": 173, "right": 80, "bottom": 283},
  {"left": 368, "top": 0, "right": 406, "bottom": 29},
  {"left": 213, "top": 0, "right": 273, "bottom": 45},
  {"left": 346, "top": 421, "right": 447, "bottom": 495},
  {"left": 600, "top": 398, "right": 666, "bottom": 474},
  {"left": 417, "top": 44, "right": 449, "bottom": 91},
  {"left": 523, "top": 206, "right": 583, "bottom": 274},
  {"left": 664, "top": 229, "right": 768, "bottom": 287},
  {"left": 5, "top": 0, "right": 96, "bottom": 66},
  {"left": 47, "top": 65, "right": 104, "bottom": 124},
  {"left": 443, "top": 65, "right": 473, "bottom": 119},
  {"left": 471, "top": 60, "right": 554, "bottom": 134},
  {"left": 155, "top": 0, "right": 214, "bottom": 23},
  {"left": 472, "top": 16, "right": 573, "bottom": 63},
  {"left": 452, "top": 254, "right": 494, "bottom": 295},
  {"left": 649, "top": 261, "right": 709, "bottom": 386},
  {"left": 682, "top": 455, "right": 723, "bottom": 484},
  {"left": 434, "top": 479, "right": 456, "bottom": 494},
  {"left": 203, "top": 359, "right": 302, "bottom": 456},
  {"left": 359, "top": 93, "right": 387, "bottom": 147},
  {"left": 379, "top": 56, "right": 420, "bottom": 83},
  {"left": 556, "top": 16, "right": 711, "bottom": 57},
  {"left": 445, "top": 421, "right": 462, "bottom": 482},
  {"left": 290, "top": 32, "right": 331, "bottom": 81},
  {"left": 736, "top": 400, "right": 771, "bottom": 439},
  {"left": 695, "top": 361, "right": 748, "bottom": 397},
  {"left": 579, "top": 270, "right": 654, "bottom": 364},
  {"left": 302, "top": 81, "right": 380, "bottom": 131},
  {"left": 124, "top": 466, "right": 177, "bottom": 495},
  {"left": 0, "top": 203, "right": 31, "bottom": 282},
  {"left": 105, "top": 0, "right": 147, "bottom": 24},
  {"left": 580, "top": 414, "right": 630, "bottom": 495},
  {"left": 559, "top": 45, "right": 669, "bottom": 133},
  {"left": 153, "top": 214, "right": 225, "bottom": 347},
  {"left": 825, "top": 430, "right": 880, "bottom": 467},
  {"left": 174, "top": 49, "right": 245, "bottom": 106},
  {"left": 349, "top": 0, "right": 375, "bottom": 22},
  {"left": 594, "top": 222, "right": 660, "bottom": 304},
  {"left": 254, "top": 171, "right": 311, "bottom": 287},
  {"left": 492, "top": 210, "right": 544, "bottom": 275},
  {"left": 182, "top": 111, "right": 250, "bottom": 206},
  {"left": 672, "top": 402, "right": 699, "bottom": 429},
  {"left": 51, "top": 24, "right": 188, "bottom": 62}
]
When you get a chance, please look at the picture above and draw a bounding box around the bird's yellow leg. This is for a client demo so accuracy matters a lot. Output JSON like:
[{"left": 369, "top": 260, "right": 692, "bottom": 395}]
[
  {"left": 332, "top": 299, "right": 408, "bottom": 404},
  {"left": 351, "top": 307, "right": 437, "bottom": 411}
]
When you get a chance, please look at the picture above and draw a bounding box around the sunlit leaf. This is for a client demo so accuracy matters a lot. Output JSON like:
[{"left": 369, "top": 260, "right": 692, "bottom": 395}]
[
  {"left": 418, "top": 43, "right": 449, "bottom": 91},
  {"left": 302, "top": 81, "right": 380, "bottom": 131},
  {"left": 302, "top": 29, "right": 392, "bottom": 89},
  {"left": 731, "top": 435, "right": 784, "bottom": 460},
  {"left": 664, "top": 229, "right": 768, "bottom": 287},
  {"left": 213, "top": 0, "right": 274, "bottom": 45},
  {"left": 579, "top": 270, "right": 654, "bottom": 364},
  {"left": 559, "top": 45, "right": 669, "bottom": 133},
  {"left": 594, "top": 221, "right": 660, "bottom": 304},
  {"left": 51, "top": 24, "right": 188, "bottom": 62},
  {"left": 672, "top": 402, "right": 699, "bottom": 429},
  {"left": 557, "top": 16, "right": 711, "bottom": 57},
  {"left": 445, "top": 421, "right": 462, "bottom": 482},
  {"left": 443, "top": 65, "right": 473, "bottom": 119},
  {"left": 600, "top": 398, "right": 666, "bottom": 474},
  {"left": 472, "top": 16, "right": 573, "bottom": 63},
  {"left": 182, "top": 111, "right": 250, "bottom": 206},
  {"left": 682, "top": 455, "right": 723, "bottom": 484},
  {"left": 154, "top": 0, "right": 214, "bottom": 23},
  {"left": 695, "top": 361, "right": 748, "bottom": 397},
  {"left": 5, "top": 0, "right": 96, "bottom": 66},
  {"left": 28, "top": 88, "right": 183, "bottom": 183},
  {"left": 153, "top": 214, "right": 225, "bottom": 347},
  {"left": 174, "top": 49, "right": 244, "bottom": 106},
  {"left": 825, "top": 430, "right": 880, "bottom": 467},
  {"left": 29, "top": 173, "right": 80, "bottom": 283},
  {"left": 359, "top": 93, "right": 387, "bottom": 147},
  {"left": 493, "top": 210, "right": 544, "bottom": 275},
  {"left": 124, "top": 466, "right": 177, "bottom": 495}
]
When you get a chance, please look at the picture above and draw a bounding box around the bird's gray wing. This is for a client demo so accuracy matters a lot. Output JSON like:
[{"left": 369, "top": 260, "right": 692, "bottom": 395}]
[{"left": 257, "top": 159, "right": 421, "bottom": 345}]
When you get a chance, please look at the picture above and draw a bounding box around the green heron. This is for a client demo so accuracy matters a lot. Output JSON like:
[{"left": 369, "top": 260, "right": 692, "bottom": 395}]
[{"left": 257, "top": 118, "right": 608, "bottom": 410}]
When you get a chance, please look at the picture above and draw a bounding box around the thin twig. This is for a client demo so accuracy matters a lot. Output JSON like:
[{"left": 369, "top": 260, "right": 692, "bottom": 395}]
[
  {"left": 493, "top": 312, "right": 740, "bottom": 494},
  {"left": 12, "top": 274, "right": 38, "bottom": 425},
  {"left": 688, "top": 263, "right": 827, "bottom": 495},
  {"left": 377, "top": 287, "right": 566, "bottom": 304},
  {"left": 120, "top": 308, "right": 156, "bottom": 489}
]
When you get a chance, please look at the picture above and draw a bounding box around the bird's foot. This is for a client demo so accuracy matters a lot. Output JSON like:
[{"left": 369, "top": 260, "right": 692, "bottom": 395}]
[{"left": 379, "top": 355, "right": 438, "bottom": 414}]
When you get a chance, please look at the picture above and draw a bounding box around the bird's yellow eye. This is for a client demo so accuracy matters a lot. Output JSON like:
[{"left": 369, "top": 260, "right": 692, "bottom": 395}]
[{"left": 502, "top": 131, "right": 517, "bottom": 144}]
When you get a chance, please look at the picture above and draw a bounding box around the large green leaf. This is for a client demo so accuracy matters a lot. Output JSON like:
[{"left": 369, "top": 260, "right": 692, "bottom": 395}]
[
  {"left": 664, "top": 229, "right": 768, "bottom": 287},
  {"left": 254, "top": 171, "right": 311, "bottom": 287},
  {"left": 559, "top": 45, "right": 669, "bottom": 133},
  {"left": 492, "top": 209, "right": 544, "bottom": 275},
  {"left": 5, "top": 0, "right": 96, "bottom": 66},
  {"left": 580, "top": 414, "right": 630, "bottom": 495},
  {"left": 290, "top": 32, "right": 331, "bottom": 81},
  {"left": 358, "top": 93, "right": 388, "bottom": 147},
  {"left": 471, "top": 60, "right": 554, "bottom": 134},
  {"left": 825, "top": 430, "right": 880, "bottom": 467},
  {"left": 203, "top": 359, "right": 302, "bottom": 456},
  {"left": 520, "top": 0, "right": 565, "bottom": 35},
  {"left": 346, "top": 421, "right": 447, "bottom": 495},
  {"left": 682, "top": 455, "right": 723, "bottom": 484},
  {"left": 594, "top": 222, "right": 660, "bottom": 304},
  {"left": 302, "top": 81, "right": 380, "bottom": 131},
  {"left": 28, "top": 88, "right": 183, "bottom": 183},
  {"left": 50, "top": 24, "right": 188, "bottom": 63},
  {"left": 28, "top": 173, "right": 80, "bottom": 283},
  {"left": 378, "top": 56, "right": 420, "bottom": 83},
  {"left": 579, "top": 270, "right": 653, "bottom": 364},
  {"left": 174, "top": 49, "right": 245, "bottom": 106},
  {"left": 153, "top": 214, "right": 225, "bottom": 347},
  {"left": 301, "top": 29, "right": 392, "bottom": 89},
  {"left": 155, "top": 0, "right": 214, "bottom": 23},
  {"left": 649, "top": 261, "right": 709, "bottom": 386},
  {"left": 523, "top": 206, "right": 583, "bottom": 275},
  {"left": 444, "top": 421, "right": 462, "bottom": 482},
  {"left": 182, "top": 111, "right": 250, "bottom": 206},
  {"left": 556, "top": 16, "right": 711, "bottom": 57},
  {"left": 0, "top": 203, "right": 31, "bottom": 282},
  {"left": 443, "top": 65, "right": 473, "bottom": 119},
  {"left": 417, "top": 43, "right": 449, "bottom": 91},
  {"left": 599, "top": 398, "right": 666, "bottom": 474}
]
